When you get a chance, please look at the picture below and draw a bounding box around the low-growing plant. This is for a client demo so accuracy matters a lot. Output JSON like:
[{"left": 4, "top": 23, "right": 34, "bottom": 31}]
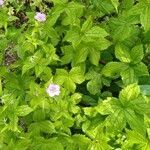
[{"left": 0, "top": 0, "right": 150, "bottom": 149}]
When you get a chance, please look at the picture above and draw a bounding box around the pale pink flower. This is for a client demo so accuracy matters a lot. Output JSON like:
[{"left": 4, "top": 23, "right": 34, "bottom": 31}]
[
  {"left": 46, "top": 84, "right": 60, "bottom": 97},
  {"left": 34, "top": 12, "right": 46, "bottom": 22},
  {"left": 0, "top": 0, "right": 4, "bottom": 6}
]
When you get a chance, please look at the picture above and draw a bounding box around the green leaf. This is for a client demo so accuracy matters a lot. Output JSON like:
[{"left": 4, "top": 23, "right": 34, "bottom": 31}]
[
  {"left": 86, "top": 69, "right": 102, "bottom": 95},
  {"left": 22, "top": 61, "right": 35, "bottom": 75},
  {"left": 32, "top": 138, "right": 63, "bottom": 150},
  {"left": 54, "top": 69, "right": 68, "bottom": 85},
  {"left": 46, "top": 5, "right": 65, "bottom": 27},
  {"left": 88, "top": 48, "right": 100, "bottom": 66},
  {"left": 121, "top": 0, "right": 134, "bottom": 10},
  {"left": 71, "top": 134, "right": 91, "bottom": 150},
  {"left": 91, "top": 0, "right": 115, "bottom": 16},
  {"left": 33, "top": 109, "right": 46, "bottom": 122},
  {"left": 81, "top": 16, "right": 93, "bottom": 32},
  {"left": 139, "top": 76, "right": 150, "bottom": 85},
  {"left": 111, "top": 0, "right": 119, "bottom": 12},
  {"left": 119, "top": 83, "right": 140, "bottom": 102},
  {"left": 62, "top": 2, "right": 84, "bottom": 26},
  {"left": 52, "top": 0, "right": 68, "bottom": 5},
  {"left": 105, "top": 108, "right": 126, "bottom": 132},
  {"left": 55, "top": 67, "right": 84, "bottom": 92},
  {"left": 120, "top": 66, "right": 138, "bottom": 85},
  {"left": 94, "top": 38, "right": 111, "bottom": 50},
  {"left": 140, "top": 5, "right": 150, "bottom": 32},
  {"left": 61, "top": 45, "right": 74, "bottom": 65},
  {"left": 64, "top": 26, "right": 81, "bottom": 47},
  {"left": 64, "top": 77, "right": 76, "bottom": 93},
  {"left": 0, "top": 38, "right": 8, "bottom": 52},
  {"left": 126, "top": 130, "right": 150, "bottom": 150},
  {"left": 130, "top": 45, "right": 144, "bottom": 64},
  {"left": 96, "top": 97, "right": 116, "bottom": 115},
  {"left": 88, "top": 142, "right": 112, "bottom": 150},
  {"left": 109, "top": 16, "right": 136, "bottom": 42},
  {"left": 73, "top": 46, "right": 89, "bottom": 65},
  {"left": 22, "top": 51, "right": 42, "bottom": 75},
  {"left": 115, "top": 44, "right": 131, "bottom": 63},
  {"left": 69, "top": 67, "right": 85, "bottom": 84},
  {"left": 44, "top": 27, "right": 59, "bottom": 45},
  {"left": 132, "top": 62, "right": 149, "bottom": 77},
  {"left": 16, "top": 105, "right": 33, "bottom": 116},
  {"left": 140, "top": 85, "right": 150, "bottom": 96},
  {"left": 130, "top": 95, "right": 150, "bottom": 114},
  {"left": 125, "top": 108, "right": 145, "bottom": 134},
  {"left": 87, "top": 78, "right": 101, "bottom": 95},
  {"left": 9, "top": 115, "right": 19, "bottom": 132},
  {"left": 82, "top": 95, "right": 97, "bottom": 106},
  {"left": 97, "top": 88, "right": 146, "bottom": 134},
  {"left": 97, "top": 98, "right": 126, "bottom": 132},
  {"left": 0, "top": 78, "right": 2, "bottom": 97},
  {"left": 84, "top": 26, "right": 108, "bottom": 39},
  {"left": 87, "top": 126, "right": 112, "bottom": 150},
  {"left": 30, "top": 120, "right": 55, "bottom": 134},
  {"left": 0, "top": 10, "right": 8, "bottom": 27},
  {"left": 147, "top": 128, "right": 150, "bottom": 139},
  {"left": 102, "top": 62, "right": 127, "bottom": 77}
]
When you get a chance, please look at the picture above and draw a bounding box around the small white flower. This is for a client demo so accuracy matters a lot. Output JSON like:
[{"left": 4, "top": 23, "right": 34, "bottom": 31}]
[
  {"left": 0, "top": 0, "right": 4, "bottom": 6},
  {"left": 34, "top": 12, "right": 46, "bottom": 22},
  {"left": 46, "top": 83, "right": 60, "bottom": 97}
]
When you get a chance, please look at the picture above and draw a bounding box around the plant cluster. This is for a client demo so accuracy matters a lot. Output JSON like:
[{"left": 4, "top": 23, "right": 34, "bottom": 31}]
[{"left": 0, "top": 0, "right": 150, "bottom": 149}]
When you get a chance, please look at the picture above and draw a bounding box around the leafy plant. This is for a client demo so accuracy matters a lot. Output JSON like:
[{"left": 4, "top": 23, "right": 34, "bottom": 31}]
[{"left": 0, "top": 0, "right": 150, "bottom": 149}]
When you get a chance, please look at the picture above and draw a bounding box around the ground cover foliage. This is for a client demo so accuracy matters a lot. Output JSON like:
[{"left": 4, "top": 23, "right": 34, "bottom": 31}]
[{"left": 0, "top": 0, "right": 150, "bottom": 149}]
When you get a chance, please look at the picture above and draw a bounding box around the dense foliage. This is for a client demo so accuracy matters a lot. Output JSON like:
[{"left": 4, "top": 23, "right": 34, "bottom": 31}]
[{"left": 0, "top": 0, "right": 150, "bottom": 149}]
